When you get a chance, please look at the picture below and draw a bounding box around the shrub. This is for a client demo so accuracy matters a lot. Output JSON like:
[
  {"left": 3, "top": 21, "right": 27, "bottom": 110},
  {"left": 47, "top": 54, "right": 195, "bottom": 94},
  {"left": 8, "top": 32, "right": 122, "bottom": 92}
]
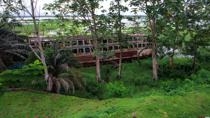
[
  {"left": 197, "top": 48, "right": 210, "bottom": 64},
  {"left": 160, "top": 79, "right": 186, "bottom": 95},
  {"left": 0, "top": 82, "right": 3, "bottom": 94},
  {"left": 81, "top": 79, "right": 129, "bottom": 99},
  {"left": 191, "top": 69, "right": 210, "bottom": 84},
  {"left": 104, "top": 81, "right": 129, "bottom": 98},
  {"left": 0, "top": 60, "right": 44, "bottom": 89},
  {"left": 159, "top": 57, "right": 194, "bottom": 79},
  {"left": 101, "top": 65, "right": 117, "bottom": 82},
  {"left": 25, "top": 52, "right": 37, "bottom": 64},
  {"left": 82, "top": 78, "right": 106, "bottom": 99}
]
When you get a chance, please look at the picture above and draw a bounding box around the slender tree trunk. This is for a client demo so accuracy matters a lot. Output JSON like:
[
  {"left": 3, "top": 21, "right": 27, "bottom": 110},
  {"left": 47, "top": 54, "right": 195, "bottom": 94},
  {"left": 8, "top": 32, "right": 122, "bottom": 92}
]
[
  {"left": 118, "top": 50, "right": 122, "bottom": 79},
  {"left": 90, "top": 7, "right": 101, "bottom": 82},
  {"left": 149, "top": 18, "right": 158, "bottom": 80},
  {"left": 30, "top": 0, "right": 51, "bottom": 90},
  {"left": 152, "top": 44, "right": 158, "bottom": 80},
  {"left": 96, "top": 56, "right": 101, "bottom": 82},
  {"left": 192, "top": 42, "right": 197, "bottom": 72},
  {"left": 169, "top": 48, "right": 175, "bottom": 68},
  {"left": 169, "top": 20, "right": 178, "bottom": 68},
  {"left": 169, "top": 56, "right": 173, "bottom": 67},
  {"left": 117, "top": 0, "right": 122, "bottom": 79}
]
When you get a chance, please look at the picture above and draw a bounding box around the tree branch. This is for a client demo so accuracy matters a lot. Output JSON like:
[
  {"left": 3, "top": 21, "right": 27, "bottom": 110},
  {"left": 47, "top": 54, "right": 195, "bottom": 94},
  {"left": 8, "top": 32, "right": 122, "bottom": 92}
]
[{"left": 29, "top": 45, "right": 42, "bottom": 61}]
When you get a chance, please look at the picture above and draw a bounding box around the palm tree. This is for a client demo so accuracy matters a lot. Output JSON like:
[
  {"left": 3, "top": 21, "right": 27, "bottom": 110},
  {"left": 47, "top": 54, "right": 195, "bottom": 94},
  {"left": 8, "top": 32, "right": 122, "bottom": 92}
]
[
  {"left": 0, "top": 29, "right": 28, "bottom": 71},
  {"left": 44, "top": 47, "right": 84, "bottom": 93}
]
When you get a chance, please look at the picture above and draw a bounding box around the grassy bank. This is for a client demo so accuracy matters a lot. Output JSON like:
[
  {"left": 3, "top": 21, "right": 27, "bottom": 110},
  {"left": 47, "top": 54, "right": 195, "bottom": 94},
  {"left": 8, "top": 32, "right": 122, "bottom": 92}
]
[
  {"left": 1, "top": 58, "right": 210, "bottom": 118},
  {"left": 0, "top": 87, "right": 210, "bottom": 118}
]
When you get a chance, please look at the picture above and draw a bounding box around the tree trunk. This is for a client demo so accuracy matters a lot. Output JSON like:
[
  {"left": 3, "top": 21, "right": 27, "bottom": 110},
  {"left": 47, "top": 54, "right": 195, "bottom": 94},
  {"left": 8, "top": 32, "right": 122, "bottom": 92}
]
[
  {"left": 90, "top": 7, "right": 101, "bottom": 82},
  {"left": 192, "top": 48, "right": 197, "bottom": 72},
  {"left": 96, "top": 56, "right": 101, "bottom": 82},
  {"left": 149, "top": 19, "right": 158, "bottom": 80},
  {"left": 30, "top": 0, "right": 51, "bottom": 91},
  {"left": 192, "top": 37, "right": 197, "bottom": 72},
  {"left": 41, "top": 54, "right": 51, "bottom": 91},
  {"left": 169, "top": 48, "right": 175, "bottom": 68},
  {"left": 169, "top": 56, "right": 174, "bottom": 67},
  {"left": 118, "top": 50, "right": 122, "bottom": 79},
  {"left": 152, "top": 46, "right": 158, "bottom": 80},
  {"left": 117, "top": 0, "right": 122, "bottom": 79}
]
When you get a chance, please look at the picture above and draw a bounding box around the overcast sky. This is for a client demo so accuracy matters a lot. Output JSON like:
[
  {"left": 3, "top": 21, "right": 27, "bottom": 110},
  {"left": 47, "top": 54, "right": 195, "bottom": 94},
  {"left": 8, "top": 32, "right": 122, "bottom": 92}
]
[{"left": 18, "top": 0, "right": 144, "bottom": 16}]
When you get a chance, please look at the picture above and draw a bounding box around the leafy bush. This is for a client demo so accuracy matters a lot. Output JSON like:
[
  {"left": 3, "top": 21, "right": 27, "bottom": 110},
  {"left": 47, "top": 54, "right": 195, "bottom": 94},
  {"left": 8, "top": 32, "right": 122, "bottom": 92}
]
[
  {"left": 25, "top": 52, "right": 37, "bottom": 64},
  {"left": 0, "top": 60, "right": 44, "bottom": 89},
  {"left": 197, "top": 48, "right": 210, "bottom": 63},
  {"left": 0, "top": 82, "right": 3, "bottom": 94},
  {"left": 104, "top": 81, "right": 129, "bottom": 98},
  {"left": 26, "top": 47, "right": 83, "bottom": 93},
  {"left": 80, "top": 78, "right": 106, "bottom": 99},
  {"left": 159, "top": 57, "right": 194, "bottom": 79},
  {"left": 159, "top": 78, "right": 198, "bottom": 96},
  {"left": 78, "top": 79, "right": 130, "bottom": 99},
  {"left": 191, "top": 69, "right": 210, "bottom": 84},
  {"left": 101, "top": 65, "right": 117, "bottom": 82},
  {"left": 160, "top": 79, "right": 182, "bottom": 95}
]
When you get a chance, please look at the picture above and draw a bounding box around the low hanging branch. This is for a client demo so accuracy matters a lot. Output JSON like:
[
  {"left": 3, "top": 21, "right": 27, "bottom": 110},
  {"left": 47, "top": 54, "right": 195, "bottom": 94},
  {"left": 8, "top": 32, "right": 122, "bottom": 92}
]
[{"left": 29, "top": 45, "right": 42, "bottom": 61}]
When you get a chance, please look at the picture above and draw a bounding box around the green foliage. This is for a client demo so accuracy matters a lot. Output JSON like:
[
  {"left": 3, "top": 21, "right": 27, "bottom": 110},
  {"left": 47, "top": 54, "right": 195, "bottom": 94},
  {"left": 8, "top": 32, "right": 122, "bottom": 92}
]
[
  {"left": 0, "top": 29, "right": 29, "bottom": 71},
  {"left": 43, "top": 47, "right": 83, "bottom": 93},
  {"left": 77, "top": 76, "right": 105, "bottom": 99},
  {"left": 54, "top": 68, "right": 85, "bottom": 94},
  {"left": 80, "top": 60, "right": 151, "bottom": 99},
  {"left": 0, "top": 9, "right": 20, "bottom": 30},
  {"left": 104, "top": 81, "right": 129, "bottom": 98},
  {"left": 160, "top": 79, "right": 186, "bottom": 96},
  {"left": 158, "top": 57, "right": 194, "bottom": 78},
  {"left": 0, "top": 82, "right": 3, "bottom": 94},
  {"left": 81, "top": 58, "right": 210, "bottom": 99},
  {"left": 191, "top": 69, "right": 210, "bottom": 84},
  {"left": 197, "top": 47, "right": 210, "bottom": 69},
  {"left": 24, "top": 52, "right": 37, "bottom": 64},
  {"left": 159, "top": 72, "right": 209, "bottom": 96},
  {"left": 82, "top": 79, "right": 130, "bottom": 99},
  {"left": 25, "top": 46, "right": 83, "bottom": 93},
  {"left": 45, "top": 47, "right": 80, "bottom": 70},
  {"left": 1, "top": 87, "right": 210, "bottom": 118},
  {"left": 0, "top": 60, "right": 44, "bottom": 89},
  {"left": 100, "top": 65, "right": 116, "bottom": 82},
  {"left": 15, "top": 20, "right": 86, "bottom": 36}
]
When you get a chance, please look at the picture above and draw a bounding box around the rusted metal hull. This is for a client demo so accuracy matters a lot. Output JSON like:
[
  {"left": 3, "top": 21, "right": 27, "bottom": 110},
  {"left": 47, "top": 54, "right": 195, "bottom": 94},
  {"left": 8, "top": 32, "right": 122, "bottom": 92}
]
[
  {"left": 75, "top": 48, "right": 151, "bottom": 66},
  {"left": 29, "top": 34, "right": 152, "bottom": 66}
]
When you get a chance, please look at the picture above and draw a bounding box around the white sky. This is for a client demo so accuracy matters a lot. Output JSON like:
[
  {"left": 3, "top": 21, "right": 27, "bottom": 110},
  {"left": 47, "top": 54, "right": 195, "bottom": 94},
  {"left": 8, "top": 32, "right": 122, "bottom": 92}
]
[
  {"left": 0, "top": 0, "right": 145, "bottom": 16},
  {"left": 18, "top": 0, "right": 145, "bottom": 16}
]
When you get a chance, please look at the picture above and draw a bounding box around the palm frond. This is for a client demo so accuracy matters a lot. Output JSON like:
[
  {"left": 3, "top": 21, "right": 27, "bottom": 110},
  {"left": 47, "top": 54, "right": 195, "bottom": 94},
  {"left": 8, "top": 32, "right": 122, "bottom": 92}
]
[
  {"left": 54, "top": 79, "right": 61, "bottom": 93},
  {"left": 64, "top": 78, "right": 75, "bottom": 94},
  {"left": 0, "top": 28, "right": 29, "bottom": 69},
  {"left": 59, "top": 78, "right": 71, "bottom": 93}
]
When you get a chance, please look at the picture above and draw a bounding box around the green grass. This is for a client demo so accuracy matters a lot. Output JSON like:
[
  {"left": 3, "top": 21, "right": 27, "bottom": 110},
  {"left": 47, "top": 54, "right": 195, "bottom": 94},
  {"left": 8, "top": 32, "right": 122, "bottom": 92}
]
[
  {"left": 0, "top": 87, "right": 210, "bottom": 118},
  {"left": 81, "top": 59, "right": 152, "bottom": 82},
  {"left": 1, "top": 59, "right": 210, "bottom": 118},
  {"left": 15, "top": 19, "right": 86, "bottom": 36}
]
